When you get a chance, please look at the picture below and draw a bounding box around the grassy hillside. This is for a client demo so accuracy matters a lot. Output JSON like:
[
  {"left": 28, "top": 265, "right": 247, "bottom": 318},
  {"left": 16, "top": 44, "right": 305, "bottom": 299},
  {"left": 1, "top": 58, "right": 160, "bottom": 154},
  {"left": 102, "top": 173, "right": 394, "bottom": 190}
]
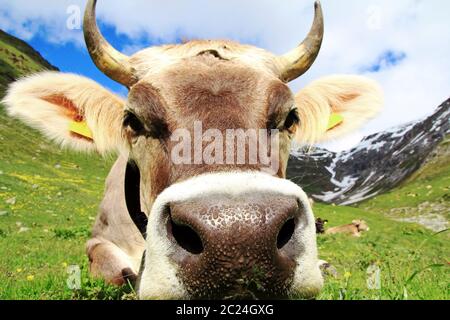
[
  {"left": 313, "top": 146, "right": 449, "bottom": 300},
  {"left": 0, "top": 31, "right": 448, "bottom": 300},
  {"left": 0, "top": 30, "right": 58, "bottom": 97},
  {"left": 0, "top": 30, "right": 121, "bottom": 299}
]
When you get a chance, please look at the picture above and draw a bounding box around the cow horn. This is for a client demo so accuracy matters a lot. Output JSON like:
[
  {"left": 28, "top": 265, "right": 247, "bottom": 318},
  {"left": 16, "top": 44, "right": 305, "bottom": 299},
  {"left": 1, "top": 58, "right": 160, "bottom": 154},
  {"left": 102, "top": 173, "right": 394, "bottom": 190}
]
[
  {"left": 83, "top": 0, "right": 138, "bottom": 87},
  {"left": 278, "top": 1, "right": 324, "bottom": 82}
]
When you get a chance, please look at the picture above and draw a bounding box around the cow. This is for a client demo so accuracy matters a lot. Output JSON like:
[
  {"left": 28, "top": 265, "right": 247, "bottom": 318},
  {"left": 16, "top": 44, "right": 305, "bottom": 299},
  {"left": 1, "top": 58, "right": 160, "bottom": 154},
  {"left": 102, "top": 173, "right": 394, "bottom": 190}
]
[
  {"left": 2, "top": 0, "right": 383, "bottom": 299},
  {"left": 325, "top": 220, "right": 370, "bottom": 237}
]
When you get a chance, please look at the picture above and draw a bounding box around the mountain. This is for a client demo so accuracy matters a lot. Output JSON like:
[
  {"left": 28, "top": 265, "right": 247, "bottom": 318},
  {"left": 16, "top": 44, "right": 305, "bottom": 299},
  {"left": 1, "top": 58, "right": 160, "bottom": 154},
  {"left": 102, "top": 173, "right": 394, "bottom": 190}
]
[
  {"left": 0, "top": 29, "right": 58, "bottom": 96},
  {"left": 287, "top": 98, "right": 450, "bottom": 205}
]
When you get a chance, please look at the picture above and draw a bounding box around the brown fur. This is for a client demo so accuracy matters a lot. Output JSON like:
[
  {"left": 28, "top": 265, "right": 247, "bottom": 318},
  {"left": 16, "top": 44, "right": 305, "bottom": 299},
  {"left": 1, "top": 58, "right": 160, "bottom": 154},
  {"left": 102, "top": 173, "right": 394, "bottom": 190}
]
[
  {"left": 325, "top": 220, "right": 369, "bottom": 237},
  {"left": 42, "top": 94, "right": 84, "bottom": 121}
]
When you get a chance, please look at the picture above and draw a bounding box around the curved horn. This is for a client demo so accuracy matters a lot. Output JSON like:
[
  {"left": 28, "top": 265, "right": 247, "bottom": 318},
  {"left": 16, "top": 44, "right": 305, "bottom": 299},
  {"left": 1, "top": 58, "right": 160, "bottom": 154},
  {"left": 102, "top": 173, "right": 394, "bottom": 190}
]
[
  {"left": 278, "top": 1, "right": 324, "bottom": 83},
  {"left": 83, "top": 0, "right": 138, "bottom": 87}
]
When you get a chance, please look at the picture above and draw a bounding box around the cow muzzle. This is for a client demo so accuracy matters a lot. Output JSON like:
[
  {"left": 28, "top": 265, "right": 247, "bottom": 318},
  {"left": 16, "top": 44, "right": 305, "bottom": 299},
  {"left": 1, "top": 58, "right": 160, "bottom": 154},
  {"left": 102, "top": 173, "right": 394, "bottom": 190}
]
[{"left": 137, "top": 171, "right": 323, "bottom": 300}]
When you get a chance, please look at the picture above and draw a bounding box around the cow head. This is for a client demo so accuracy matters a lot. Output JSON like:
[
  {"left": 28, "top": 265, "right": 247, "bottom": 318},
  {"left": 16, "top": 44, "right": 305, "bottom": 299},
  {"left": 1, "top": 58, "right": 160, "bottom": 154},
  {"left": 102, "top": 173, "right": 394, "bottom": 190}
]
[{"left": 3, "top": 0, "right": 383, "bottom": 299}]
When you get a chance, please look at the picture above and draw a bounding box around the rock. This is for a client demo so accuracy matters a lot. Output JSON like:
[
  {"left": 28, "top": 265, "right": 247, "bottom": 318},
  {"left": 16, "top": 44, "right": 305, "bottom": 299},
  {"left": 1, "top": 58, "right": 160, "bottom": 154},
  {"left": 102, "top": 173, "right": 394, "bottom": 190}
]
[
  {"left": 319, "top": 260, "right": 339, "bottom": 278},
  {"left": 387, "top": 199, "right": 449, "bottom": 232},
  {"left": 396, "top": 214, "right": 448, "bottom": 233},
  {"left": 5, "top": 197, "right": 16, "bottom": 205},
  {"left": 287, "top": 99, "right": 450, "bottom": 205}
]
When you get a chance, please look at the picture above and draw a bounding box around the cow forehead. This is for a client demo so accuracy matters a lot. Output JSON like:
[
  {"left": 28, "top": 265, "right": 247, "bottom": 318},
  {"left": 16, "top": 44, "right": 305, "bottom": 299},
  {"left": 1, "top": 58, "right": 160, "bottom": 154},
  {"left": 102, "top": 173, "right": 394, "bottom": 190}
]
[{"left": 128, "top": 52, "right": 294, "bottom": 131}]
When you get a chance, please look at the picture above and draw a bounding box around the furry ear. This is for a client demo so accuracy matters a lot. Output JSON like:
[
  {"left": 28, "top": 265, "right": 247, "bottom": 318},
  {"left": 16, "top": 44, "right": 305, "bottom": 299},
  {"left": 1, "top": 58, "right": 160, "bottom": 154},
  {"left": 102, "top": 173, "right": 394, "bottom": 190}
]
[
  {"left": 3, "top": 72, "right": 126, "bottom": 154},
  {"left": 294, "top": 75, "right": 384, "bottom": 144}
]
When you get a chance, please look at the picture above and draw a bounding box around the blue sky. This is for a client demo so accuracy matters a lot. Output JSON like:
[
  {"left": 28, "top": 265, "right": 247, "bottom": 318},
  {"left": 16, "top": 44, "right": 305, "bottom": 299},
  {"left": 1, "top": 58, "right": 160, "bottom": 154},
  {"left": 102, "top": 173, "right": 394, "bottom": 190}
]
[
  {"left": 26, "top": 25, "right": 135, "bottom": 96},
  {"left": 361, "top": 50, "right": 407, "bottom": 73},
  {"left": 1, "top": 0, "right": 449, "bottom": 151}
]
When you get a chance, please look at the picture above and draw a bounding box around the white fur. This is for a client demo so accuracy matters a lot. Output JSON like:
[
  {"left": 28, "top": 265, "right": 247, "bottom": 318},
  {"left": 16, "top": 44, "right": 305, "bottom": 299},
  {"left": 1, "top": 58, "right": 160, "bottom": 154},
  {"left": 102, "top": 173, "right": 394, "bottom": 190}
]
[
  {"left": 295, "top": 74, "right": 384, "bottom": 144},
  {"left": 2, "top": 72, "right": 126, "bottom": 154},
  {"left": 129, "top": 40, "right": 280, "bottom": 81},
  {"left": 138, "top": 171, "right": 323, "bottom": 299}
]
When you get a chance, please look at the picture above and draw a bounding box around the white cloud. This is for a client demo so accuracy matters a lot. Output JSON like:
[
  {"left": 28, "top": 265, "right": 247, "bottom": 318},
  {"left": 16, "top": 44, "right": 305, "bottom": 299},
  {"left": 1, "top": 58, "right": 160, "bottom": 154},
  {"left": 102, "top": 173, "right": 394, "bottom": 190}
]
[
  {"left": 0, "top": 0, "right": 449, "bottom": 151},
  {"left": 0, "top": 0, "right": 84, "bottom": 45}
]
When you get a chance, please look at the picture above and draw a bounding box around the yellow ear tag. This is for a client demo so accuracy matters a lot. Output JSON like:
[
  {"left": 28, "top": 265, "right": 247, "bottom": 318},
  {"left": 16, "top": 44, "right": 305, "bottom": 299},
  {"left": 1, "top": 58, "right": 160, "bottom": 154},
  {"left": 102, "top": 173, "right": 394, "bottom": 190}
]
[
  {"left": 69, "top": 121, "right": 93, "bottom": 140},
  {"left": 327, "top": 113, "right": 344, "bottom": 131}
]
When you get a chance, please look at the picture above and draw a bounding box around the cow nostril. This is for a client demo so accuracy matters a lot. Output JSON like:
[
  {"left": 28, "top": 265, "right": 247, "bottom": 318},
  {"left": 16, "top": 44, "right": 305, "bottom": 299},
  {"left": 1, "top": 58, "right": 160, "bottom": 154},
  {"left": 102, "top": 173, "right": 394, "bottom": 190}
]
[
  {"left": 168, "top": 217, "right": 204, "bottom": 255},
  {"left": 277, "top": 218, "right": 296, "bottom": 249}
]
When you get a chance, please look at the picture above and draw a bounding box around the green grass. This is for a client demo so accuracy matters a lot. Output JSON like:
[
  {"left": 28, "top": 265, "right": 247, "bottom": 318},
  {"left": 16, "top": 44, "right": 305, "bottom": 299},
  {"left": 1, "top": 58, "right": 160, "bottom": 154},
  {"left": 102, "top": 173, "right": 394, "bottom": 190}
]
[
  {"left": 313, "top": 139, "right": 449, "bottom": 300},
  {"left": 0, "top": 31, "right": 130, "bottom": 299},
  {"left": 314, "top": 205, "right": 448, "bottom": 300},
  {"left": 0, "top": 104, "right": 120, "bottom": 299}
]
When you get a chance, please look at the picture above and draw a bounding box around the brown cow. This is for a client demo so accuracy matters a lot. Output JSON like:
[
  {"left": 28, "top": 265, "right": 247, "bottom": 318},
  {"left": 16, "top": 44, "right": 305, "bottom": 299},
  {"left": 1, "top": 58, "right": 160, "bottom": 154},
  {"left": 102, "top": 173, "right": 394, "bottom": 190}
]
[
  {"left": 325, "top": 220, "right": 370, "bottom": 237},
  {"left": 2, "top": 0, "right": 383, "bottom": 299}
]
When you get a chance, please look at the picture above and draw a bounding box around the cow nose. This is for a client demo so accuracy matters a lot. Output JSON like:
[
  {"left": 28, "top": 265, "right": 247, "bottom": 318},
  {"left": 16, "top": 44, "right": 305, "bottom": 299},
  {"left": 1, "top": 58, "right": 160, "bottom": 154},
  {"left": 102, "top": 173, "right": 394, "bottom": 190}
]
[{"left": 165, "top": 193, "right": 305, "bottom": 299}]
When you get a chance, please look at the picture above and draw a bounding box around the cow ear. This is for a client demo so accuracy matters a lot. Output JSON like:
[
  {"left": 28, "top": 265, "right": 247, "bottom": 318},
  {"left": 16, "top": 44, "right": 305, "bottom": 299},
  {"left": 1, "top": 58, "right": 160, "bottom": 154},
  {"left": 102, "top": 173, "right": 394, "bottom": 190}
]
[
  {"left": 2, "top": 72, "right": 126, "bottom": 154},
  {"left": 293, "top": 75, "right": 383, "bottom": 144}
]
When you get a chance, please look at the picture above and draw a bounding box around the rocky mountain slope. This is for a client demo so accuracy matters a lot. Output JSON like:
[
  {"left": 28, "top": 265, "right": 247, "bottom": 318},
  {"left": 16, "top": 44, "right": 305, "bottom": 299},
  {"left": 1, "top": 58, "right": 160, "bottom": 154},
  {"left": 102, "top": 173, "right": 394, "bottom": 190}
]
[{"left": 288, "top": 99, "right": 450, "bottom": 205}]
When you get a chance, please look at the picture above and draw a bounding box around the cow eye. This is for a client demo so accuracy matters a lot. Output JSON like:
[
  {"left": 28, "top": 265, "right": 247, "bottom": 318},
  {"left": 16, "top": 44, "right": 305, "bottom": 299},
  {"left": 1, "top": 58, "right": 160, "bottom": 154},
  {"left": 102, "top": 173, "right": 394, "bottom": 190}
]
[
  {"left": 284, "top": 109, "right": 299, "bottom": 133},
  {"left": 123, "top": 112, "right": 144, "bottom": 134}
]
